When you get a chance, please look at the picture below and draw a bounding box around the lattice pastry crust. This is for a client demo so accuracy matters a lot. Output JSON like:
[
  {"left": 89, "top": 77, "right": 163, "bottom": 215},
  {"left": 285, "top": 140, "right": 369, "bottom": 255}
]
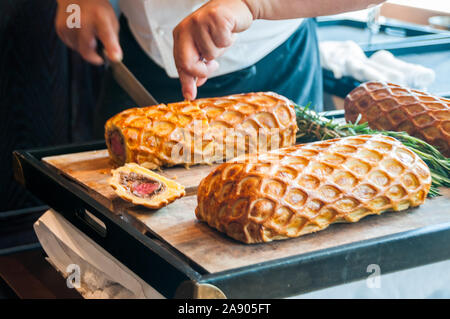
[
  {"left": 105, "top": 92, "right": 298, "bottom": 169},
  {"left": 196, "top": 135, "right": 431, "bottom": 243},
  {"left": 345, "top": 81, "right": 450, "bottom": 157}
]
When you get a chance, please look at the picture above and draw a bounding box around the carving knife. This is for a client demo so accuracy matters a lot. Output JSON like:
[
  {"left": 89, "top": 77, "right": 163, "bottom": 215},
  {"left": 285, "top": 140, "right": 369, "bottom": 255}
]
[{"left": 102, "top": 51, "right": 159, "bottom": 107}]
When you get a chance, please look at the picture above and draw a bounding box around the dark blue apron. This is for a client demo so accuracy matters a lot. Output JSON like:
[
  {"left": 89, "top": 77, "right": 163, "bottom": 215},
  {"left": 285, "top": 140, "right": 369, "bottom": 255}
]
[{"left": 94, "top": 16, "right": 323, "bottom": 137}]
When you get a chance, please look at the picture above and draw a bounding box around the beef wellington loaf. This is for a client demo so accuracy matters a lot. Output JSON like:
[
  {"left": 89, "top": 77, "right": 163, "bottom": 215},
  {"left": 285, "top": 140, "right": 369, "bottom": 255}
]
[
  {"left": 344, "top": 81, "right": 450, "bottom": 157},
  {"left": 196, "top": 135, "right": 431, "bottom": 244},
  {"left": 105, "top": 92, "right": 298, "bottom": 169}
]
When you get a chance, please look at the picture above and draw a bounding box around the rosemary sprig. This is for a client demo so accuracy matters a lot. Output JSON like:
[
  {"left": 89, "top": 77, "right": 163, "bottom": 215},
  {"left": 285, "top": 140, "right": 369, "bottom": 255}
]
[{"left": 294, "top": 105, "right": 450, "bottom": 197}]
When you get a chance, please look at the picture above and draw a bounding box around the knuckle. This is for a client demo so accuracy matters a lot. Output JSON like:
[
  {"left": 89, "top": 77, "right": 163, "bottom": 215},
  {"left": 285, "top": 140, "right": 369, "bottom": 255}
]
[
  {"left": 202, "top": 51, "right": 215, "bottom": 61},
  {"left": 172, "top": 25, "right": 180, "bottom": 38},
  {"left": 215, "top": 35, "right": 231, "bottom": 48},
  {"left": 215, "top": 14, "right": 230, "bottom": 30},
  {"left": 190, "top": 13, "right": 201, "bottom": 26},
  {"left": 94, "top": 10, "right": 115, "bottom": 28},
  {"left": 208, "top": 7, "right": 221, "bottom": 22},
  {"left": 183, "top": 64, "right": 207, "bottom": 78},
  {"left": 197, "top": 69, "right": 208, "bottom": 78},
  {"left": 178, "top": 60, "right": 192, "bottom": 73}
]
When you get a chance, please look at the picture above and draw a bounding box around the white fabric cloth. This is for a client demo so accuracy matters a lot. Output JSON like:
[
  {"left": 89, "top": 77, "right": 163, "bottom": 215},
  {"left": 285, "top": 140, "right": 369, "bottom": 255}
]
[
  {"left": 34, "top": 209, "right": 164, "bottom": 299},
  {"left": 369, "top": 50, "right": 436, "bottom": 89},
  {"left": 319, "top": 40, "right": 435, "bottom": 89},
  {"left": 119, "top": 0, "right": 303, "bottom": 78},
  {"left": 35, "top": 209, "right": 450, "bottom": 299}
]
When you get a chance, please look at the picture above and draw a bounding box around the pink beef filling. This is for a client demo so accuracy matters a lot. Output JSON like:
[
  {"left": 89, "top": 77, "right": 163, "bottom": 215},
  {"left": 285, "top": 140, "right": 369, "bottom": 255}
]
[
  {"left": 131, "top": 181, "right": 160, "bottom": 196},
  {"left": 109, "top": 130, "right": 125, "bottom": 162},
  {"left": 120, "top": 172, "right": 163, "bottom": 199}
]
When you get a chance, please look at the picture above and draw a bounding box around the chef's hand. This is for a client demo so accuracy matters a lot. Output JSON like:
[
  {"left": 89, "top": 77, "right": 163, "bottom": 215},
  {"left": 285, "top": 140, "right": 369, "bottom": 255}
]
[
  {"left": 55, "top": 0, "right": 122, "bottom": 64},
  {"left": 173, "top": 0, "right": 253, "bottom": 100}
]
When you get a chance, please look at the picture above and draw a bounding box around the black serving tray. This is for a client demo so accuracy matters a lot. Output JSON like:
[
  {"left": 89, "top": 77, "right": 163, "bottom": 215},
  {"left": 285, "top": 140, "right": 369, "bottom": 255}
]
[
  {"left": 322, "top": 37, "right": 450, "bottom": 99},
  {"left": 12, "top": 132, "right": 450, "bottom": 298}
]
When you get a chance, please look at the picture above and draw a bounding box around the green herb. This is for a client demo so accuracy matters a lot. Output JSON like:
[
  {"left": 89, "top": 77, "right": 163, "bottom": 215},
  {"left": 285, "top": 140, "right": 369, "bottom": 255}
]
[{"left": 295, "top": 104, "right": 450, "bottom": 197}]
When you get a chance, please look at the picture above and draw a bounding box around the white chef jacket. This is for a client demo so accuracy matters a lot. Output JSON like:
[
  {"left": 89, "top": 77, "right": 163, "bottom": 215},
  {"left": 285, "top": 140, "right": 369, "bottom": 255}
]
[{"left": 119, "top": 0, "right": 303, "bottom": 78}]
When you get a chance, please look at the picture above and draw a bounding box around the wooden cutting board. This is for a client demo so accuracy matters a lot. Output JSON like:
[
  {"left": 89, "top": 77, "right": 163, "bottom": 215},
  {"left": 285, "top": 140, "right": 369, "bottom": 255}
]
[
  {"left": 43, "top": 149, "right": 450, "bottom": 274},
  {"left": 43, "top": 149, "right": 219, "bottom": 196}
]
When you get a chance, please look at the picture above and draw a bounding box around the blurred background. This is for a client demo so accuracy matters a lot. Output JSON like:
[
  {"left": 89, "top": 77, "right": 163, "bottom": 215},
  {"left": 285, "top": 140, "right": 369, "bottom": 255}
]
[{"left": 0, "top": 0, "right": 449, "bottom": 247}]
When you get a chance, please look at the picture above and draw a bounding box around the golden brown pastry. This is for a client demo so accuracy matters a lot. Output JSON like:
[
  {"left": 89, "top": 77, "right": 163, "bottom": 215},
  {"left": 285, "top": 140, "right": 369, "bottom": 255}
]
[
  {"left": 196, "top": 135, "right": 431, "bottom": 244},
  {"left": 105, "top": 92, "right": 298, "bottom": 169},
  {"left": 344, "top": 81, "right": 450, "bottom": 157},
  {"left": 109, "top": 163, "right": 185, "bottom": 209}
]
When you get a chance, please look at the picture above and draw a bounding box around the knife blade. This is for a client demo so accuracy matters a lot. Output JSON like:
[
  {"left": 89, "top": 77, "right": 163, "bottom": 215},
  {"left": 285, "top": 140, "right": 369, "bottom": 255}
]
[{"left": 103, "top": 51, "right": 159, "bottom": 107}]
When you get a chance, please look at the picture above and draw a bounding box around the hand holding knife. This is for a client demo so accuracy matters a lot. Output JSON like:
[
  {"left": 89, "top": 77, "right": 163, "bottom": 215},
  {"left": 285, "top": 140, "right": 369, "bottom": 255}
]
[{"left": 98, "top": 44, "right": 159, "bottom": 107}]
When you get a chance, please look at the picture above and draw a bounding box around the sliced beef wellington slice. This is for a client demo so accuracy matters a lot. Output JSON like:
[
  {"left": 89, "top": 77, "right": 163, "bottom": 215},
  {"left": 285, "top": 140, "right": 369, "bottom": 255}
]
[{"left": 110, "top": 163, "right": 185, "bottom": 209}]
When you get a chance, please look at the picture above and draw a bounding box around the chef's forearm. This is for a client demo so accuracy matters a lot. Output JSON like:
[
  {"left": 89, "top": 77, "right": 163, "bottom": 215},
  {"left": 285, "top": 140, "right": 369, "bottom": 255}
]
[{"left": 243, "top": 0, "right": 385, "bottom": 20}]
